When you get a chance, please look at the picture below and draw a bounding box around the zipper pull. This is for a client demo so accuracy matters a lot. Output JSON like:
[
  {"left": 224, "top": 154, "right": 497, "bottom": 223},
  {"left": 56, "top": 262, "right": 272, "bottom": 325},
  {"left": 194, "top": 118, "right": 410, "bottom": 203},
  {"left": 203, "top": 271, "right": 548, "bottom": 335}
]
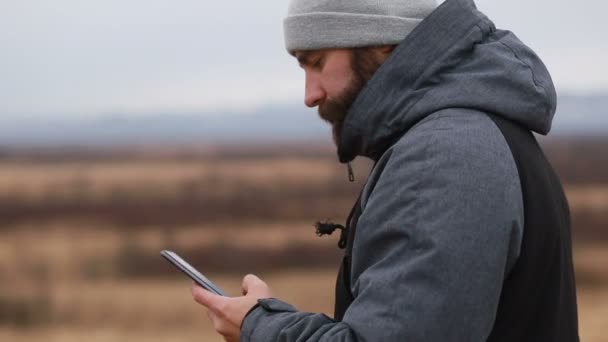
[{"left": 347, "top": 162, "right": 355, "bottom": 182}]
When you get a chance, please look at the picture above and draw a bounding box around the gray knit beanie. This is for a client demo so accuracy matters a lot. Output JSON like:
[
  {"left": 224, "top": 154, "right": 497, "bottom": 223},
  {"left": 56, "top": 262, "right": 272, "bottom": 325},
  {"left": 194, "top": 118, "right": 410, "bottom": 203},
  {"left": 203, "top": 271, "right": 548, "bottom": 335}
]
[{"left": 284, "top": 0, "right": 438, "bottom": 54}]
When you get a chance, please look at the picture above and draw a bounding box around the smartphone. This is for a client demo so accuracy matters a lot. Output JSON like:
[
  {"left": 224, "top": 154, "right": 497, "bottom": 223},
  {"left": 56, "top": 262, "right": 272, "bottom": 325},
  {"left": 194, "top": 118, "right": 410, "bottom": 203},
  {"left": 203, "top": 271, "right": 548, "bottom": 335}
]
[{"left": 160, "top": 250, "right": 228, "bottom": 296}]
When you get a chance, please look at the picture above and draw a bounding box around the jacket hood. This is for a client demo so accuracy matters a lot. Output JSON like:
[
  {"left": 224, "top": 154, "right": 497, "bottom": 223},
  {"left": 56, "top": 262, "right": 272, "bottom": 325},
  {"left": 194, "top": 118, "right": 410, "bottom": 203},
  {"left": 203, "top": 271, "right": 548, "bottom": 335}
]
[{"left": 337, "top": 0, "right": 557, "bottom": 163}]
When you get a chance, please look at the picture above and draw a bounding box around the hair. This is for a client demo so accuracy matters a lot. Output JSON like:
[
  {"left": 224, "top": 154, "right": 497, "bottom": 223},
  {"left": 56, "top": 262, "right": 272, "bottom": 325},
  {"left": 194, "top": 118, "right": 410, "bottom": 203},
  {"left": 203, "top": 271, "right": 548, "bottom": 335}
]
[{"left": 351, "top": 45, "right": 395, "bottom": 84}]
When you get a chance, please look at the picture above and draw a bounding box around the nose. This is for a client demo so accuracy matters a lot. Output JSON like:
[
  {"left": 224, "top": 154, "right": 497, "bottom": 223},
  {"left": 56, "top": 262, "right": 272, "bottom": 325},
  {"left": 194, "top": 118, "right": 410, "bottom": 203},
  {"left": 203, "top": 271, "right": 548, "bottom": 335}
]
[{"left": 304, "top": 72, "right": 325, "bottom": 108}]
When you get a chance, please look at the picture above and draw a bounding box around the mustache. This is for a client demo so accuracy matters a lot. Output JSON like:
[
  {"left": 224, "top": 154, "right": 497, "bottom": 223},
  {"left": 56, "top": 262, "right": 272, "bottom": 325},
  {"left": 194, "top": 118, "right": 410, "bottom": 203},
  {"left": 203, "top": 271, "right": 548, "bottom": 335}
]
[
  {"left": 314, "top": 98, "right": 343, "bottom": 146},
  {"left": 318, "top": 96, "right": 352, "bottom": 146},
  {"left": 318, "top": 97, "right": 349, "bottom": 124}
]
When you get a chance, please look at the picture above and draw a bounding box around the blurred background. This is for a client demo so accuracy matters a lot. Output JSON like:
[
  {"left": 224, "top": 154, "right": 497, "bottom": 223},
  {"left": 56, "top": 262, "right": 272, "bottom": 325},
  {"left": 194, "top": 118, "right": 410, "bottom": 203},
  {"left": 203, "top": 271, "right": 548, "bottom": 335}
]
[{"left": 0, "top": 0, "right": 606, "bottom": 341}]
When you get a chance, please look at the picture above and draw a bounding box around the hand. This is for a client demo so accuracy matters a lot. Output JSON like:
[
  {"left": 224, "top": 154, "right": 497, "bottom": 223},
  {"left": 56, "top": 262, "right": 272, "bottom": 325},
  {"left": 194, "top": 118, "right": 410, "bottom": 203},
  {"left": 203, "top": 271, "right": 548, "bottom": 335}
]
[{"left": 191, "top": 274, "right": 272, "bottom": 342}]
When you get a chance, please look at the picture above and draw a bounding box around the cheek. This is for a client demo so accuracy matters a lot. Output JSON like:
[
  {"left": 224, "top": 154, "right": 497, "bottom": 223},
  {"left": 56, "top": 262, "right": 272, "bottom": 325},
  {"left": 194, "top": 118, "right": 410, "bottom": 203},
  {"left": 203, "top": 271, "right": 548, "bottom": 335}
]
[{"left": 322, "top": 68, "right": 355, "bottom": 99}]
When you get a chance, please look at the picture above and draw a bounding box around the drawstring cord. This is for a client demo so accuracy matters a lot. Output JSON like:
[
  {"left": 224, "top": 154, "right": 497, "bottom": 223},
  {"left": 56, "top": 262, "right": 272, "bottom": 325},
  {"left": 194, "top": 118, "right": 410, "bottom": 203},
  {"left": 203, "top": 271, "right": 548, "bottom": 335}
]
[
  {"left": 347, "top": 162, "right": 355, "bottom": 182},
  {"left": 314, "top": 220, "right": 349, "bottom": 249},
  {"left": 313, "top": 162, "right": 358, "bottom": 249}
]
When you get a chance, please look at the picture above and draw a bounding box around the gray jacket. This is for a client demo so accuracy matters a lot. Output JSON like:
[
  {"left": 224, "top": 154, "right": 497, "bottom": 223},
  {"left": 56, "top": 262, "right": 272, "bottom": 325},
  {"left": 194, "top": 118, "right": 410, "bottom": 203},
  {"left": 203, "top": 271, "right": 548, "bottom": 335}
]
[{"left": 241, "top": 0, "right": 557, "bottom": 340}]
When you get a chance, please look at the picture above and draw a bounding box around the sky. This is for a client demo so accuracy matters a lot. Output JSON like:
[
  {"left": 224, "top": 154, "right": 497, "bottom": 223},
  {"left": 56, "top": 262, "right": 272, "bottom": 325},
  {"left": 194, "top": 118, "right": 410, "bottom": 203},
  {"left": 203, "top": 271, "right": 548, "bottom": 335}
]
[{"left": 1, "top": 0, "right": 607, "bottom": 118}]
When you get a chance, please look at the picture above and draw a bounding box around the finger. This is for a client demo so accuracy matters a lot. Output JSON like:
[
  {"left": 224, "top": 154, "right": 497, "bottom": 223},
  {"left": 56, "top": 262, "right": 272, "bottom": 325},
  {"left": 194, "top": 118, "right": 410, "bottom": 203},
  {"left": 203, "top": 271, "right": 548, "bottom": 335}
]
[
  {"left": 241, "top": 274, "right": 259, "bottom": 295},
  {"left": 206, "top": 310, "right": 226, "bottom": 334},
  {"left": 241, "top": 274, "right": 269, "bottom": 296},
  {"left": 192, "top": 283, "right": 222, "bottom": 310},
  {"left": 207, "top": 307, "right": 236, "bottom": 338}
]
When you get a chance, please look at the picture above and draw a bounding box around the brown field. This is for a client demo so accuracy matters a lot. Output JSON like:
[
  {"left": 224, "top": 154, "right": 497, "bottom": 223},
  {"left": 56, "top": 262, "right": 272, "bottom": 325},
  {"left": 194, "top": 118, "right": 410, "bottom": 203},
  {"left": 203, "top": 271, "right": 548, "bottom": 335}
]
[{"left": 0, "top": 139, "right": 607, "bottom": 341}]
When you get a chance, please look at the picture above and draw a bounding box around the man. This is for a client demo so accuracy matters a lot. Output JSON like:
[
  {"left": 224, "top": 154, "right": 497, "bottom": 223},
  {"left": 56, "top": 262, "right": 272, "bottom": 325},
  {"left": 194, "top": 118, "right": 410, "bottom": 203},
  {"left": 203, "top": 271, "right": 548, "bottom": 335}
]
[{"left": 192, "top": 0, "right": 580, "bottom": 340}]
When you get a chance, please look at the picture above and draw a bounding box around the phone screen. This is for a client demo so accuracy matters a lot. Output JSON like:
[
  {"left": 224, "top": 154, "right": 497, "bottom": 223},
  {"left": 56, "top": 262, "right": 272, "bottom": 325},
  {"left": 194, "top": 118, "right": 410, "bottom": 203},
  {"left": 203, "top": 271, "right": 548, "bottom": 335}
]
[{"left": 160, "top": 250, "right": 228, "bottom": 296}]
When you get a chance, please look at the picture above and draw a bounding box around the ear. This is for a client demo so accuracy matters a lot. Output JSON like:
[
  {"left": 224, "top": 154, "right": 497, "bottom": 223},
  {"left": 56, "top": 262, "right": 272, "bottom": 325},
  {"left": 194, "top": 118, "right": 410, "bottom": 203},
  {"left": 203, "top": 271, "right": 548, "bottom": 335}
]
[
  {"left": 371, "top": 45, "right": 397, "bottom": 64},
  {"left": 378, "top": 45, "right": 397, "bottom": 55}
]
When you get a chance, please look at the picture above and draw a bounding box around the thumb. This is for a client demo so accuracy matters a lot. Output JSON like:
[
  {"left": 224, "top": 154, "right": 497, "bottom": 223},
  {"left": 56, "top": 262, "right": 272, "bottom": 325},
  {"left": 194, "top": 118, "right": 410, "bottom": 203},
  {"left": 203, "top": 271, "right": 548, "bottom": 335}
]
[
  {"left": 191, "top": 283, "right": 221, "bottom": 310},
  {"left": 241, "top": 274, "right": 269, "bottom": 297}
]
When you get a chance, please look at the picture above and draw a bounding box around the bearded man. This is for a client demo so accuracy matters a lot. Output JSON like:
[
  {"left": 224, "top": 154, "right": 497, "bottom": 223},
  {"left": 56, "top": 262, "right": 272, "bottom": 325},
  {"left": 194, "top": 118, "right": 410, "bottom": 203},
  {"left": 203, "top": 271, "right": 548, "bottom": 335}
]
[{"left": 191, "top": 0, "right": 580, "bottom": 341}]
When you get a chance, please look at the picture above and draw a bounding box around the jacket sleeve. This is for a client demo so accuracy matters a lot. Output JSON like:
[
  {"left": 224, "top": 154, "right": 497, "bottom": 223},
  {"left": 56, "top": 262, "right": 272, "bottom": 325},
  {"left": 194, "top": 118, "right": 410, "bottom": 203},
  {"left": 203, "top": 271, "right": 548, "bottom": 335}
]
[{"left": 240, "top": 115, "right": 524, "bottom": 341}]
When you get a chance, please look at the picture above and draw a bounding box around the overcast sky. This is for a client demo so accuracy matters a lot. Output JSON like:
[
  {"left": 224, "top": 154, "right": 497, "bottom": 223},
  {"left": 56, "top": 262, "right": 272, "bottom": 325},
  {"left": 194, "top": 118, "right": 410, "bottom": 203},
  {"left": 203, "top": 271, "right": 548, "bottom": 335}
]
[{"left": 1, "top": 0, "right": 606, "bottom": 117}]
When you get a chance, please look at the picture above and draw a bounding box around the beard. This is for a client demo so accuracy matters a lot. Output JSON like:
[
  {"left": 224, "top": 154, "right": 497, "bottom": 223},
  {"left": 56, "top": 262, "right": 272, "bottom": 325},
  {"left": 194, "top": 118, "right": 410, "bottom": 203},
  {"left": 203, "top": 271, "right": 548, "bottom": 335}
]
[{"left": 318, "top": 47, "right": 384, "bottom": 146}]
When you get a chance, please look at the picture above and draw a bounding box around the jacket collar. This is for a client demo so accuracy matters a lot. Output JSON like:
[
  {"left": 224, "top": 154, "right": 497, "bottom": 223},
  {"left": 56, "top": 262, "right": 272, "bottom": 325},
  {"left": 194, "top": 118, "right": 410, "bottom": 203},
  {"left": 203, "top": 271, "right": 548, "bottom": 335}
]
[{"left": 337, "top": 0, "right": 488, "bottom": 163}]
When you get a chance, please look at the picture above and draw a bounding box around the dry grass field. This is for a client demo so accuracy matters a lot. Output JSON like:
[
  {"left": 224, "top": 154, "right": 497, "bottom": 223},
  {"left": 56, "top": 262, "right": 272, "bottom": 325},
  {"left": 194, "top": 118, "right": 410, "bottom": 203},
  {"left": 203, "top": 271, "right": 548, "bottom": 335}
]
[{"left": 0, "top": 140, "right": 606, "bottom": 341}]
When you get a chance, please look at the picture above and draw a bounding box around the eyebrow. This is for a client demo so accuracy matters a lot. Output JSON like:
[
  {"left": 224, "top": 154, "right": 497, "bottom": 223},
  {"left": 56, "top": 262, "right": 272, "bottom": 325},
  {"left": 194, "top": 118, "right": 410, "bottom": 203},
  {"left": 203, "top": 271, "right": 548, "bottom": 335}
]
[{"left": 296, "top": 51, "right": 313, "bottom": 66}]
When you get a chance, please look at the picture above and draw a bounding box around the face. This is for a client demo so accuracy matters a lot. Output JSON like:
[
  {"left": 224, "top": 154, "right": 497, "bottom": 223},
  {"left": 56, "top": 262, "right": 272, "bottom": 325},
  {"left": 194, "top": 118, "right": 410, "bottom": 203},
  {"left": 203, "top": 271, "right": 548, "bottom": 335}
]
[{"left": 295, "top": 48, "right": 386, "bottom": 145}]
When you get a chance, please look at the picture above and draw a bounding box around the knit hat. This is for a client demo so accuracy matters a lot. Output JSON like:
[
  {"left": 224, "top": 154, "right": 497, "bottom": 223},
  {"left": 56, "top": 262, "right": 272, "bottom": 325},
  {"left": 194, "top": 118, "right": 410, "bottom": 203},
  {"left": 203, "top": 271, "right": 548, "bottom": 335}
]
[{"left": 284, "top": 0, "right": 439, "bottom": 54}]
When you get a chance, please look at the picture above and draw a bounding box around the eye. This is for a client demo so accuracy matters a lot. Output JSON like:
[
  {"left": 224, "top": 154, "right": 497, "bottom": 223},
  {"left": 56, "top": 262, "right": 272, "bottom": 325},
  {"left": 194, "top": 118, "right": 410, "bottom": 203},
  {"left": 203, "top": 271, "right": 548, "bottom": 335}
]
[{"left": 312, "top": 57, "right": 323, "bottom": 69}]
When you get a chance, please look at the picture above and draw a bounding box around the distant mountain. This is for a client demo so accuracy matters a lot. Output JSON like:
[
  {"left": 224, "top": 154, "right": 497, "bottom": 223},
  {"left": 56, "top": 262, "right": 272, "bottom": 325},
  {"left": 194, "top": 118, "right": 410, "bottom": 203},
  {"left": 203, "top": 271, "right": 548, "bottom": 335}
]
[
  {"left": 0, "top": 95, "right": 605, "bottom": 146},
  {"left": 0, "top": 106, "right": 329, "bottom": 146},
  {"left": 552, "top": 95, "right": 608, "bottom": 135}
]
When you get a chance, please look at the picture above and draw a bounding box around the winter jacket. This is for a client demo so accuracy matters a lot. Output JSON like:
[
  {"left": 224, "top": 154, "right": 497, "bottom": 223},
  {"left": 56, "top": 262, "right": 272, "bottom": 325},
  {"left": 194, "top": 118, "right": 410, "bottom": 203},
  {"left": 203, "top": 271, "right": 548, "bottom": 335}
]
[{"left": 240, "top": 0, "right": 579, "bottom": 340}]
